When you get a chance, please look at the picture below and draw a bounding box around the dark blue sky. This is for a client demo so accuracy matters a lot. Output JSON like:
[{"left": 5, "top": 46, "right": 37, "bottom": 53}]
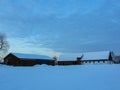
[{"left": 0, "top": 0, "right": 120, "bottom": 56}]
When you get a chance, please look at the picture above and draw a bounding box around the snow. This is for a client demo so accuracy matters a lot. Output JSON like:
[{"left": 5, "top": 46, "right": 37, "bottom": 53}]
[
  {"left": 59, "top": 53, "right": 81, "bottom": 61},
  {"left": 12, "top": 53, "right": 53, "bottom": 60},
  {"left": 59, "top": 51, "right": 110, "bottom": 61},
  {"left": 81, "top": 51, "right": 110, "bottom": 60},
  {"left": 0, "top": 64, "right": 120, "bottom": 90}
]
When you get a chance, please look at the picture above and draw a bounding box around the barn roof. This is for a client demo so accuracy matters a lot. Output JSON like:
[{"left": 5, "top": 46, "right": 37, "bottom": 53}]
[
  {"left": 59, "top": 51, "right": 111, "bottom": 61},
  {"left": 81, "top": 51, "right": 110, "bottom": 60},
  {"left": 11, "top": 53, "right": 53, "bottom": 60},
  {"left": 59, "top": 53, "right": 81, "bottom": 61}
]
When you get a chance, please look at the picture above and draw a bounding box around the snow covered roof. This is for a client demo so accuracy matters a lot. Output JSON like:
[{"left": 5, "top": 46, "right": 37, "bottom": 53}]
[
  {"left": 59, "top": 53, "right": 81, "bottom": 61},
  {"left": 11, "top": 53, "right": 53, "bottom": 60},
  {"left": 81, "top": 51, "right": 110, "bottom": 60},
  {"left": 59, "top": 51, "right": 111, "bottom": 61}
]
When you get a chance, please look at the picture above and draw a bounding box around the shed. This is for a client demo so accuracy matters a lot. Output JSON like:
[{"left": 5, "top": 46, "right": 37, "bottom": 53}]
[
  {"left": 58, "top": 53, "right": 82, "bottom": 65},
  {"left": 4, "top": 53, "right": 55, "bottom": 66}
]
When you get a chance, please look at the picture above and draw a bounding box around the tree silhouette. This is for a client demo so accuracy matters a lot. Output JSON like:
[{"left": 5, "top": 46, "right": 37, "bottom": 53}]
[{"left": 0, "top": 33, "right": 9, "bottom": 63}]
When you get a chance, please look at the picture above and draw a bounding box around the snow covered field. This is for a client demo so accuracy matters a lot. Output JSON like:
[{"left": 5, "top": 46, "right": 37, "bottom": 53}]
[{"left": 0, "top": 64, "right": 120, "bottom": 90}]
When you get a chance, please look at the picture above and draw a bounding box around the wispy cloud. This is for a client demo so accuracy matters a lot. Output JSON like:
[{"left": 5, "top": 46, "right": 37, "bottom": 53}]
[
  {"left": 8, "top": 37, "right": 61, "bottom": 56},
  {"left": 0, "top": 0, "right": 120, "bottom": 55}
]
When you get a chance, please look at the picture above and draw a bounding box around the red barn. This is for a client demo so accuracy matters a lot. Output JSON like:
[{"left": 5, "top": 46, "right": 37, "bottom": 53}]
[{"left": 4, "top": 53, "right": 55, "bottom": 66}]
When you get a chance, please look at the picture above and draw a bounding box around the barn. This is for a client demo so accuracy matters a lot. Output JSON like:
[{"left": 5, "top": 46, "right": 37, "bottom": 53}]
[
  {"left": 4, "top": 53, "right": 55, "bottom": 66},
  {"left": 58, "top": 51, "right": 115, "bottom": 65},
  {"left": 79, "top": 51, "right": 114, "bottom": 64}
]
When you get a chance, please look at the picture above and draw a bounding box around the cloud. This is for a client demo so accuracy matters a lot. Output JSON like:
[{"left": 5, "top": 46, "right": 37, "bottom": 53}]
[
  {"left": 8, "top": 37, "right": 61, "bottom": 56},
  {"left": 0, "top": 0, "right": 120, "bottom": 55}
]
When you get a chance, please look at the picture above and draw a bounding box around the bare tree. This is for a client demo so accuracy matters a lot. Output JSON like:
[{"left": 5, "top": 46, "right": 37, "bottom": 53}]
[
  {"left": 53, "top": 56, "right": 58, "bottom": 65},
  {"left": 0, "top": 33, "right": 9, "bottom": 63}
]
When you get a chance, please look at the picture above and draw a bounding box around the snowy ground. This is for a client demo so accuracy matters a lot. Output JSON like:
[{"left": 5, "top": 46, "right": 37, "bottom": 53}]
[{"left": 0, "top": 64, "right": 120, "bottom": 90}]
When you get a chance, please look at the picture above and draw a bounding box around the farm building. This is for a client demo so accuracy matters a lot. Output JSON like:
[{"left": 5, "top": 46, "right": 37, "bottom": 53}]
[
  {"left": 79, "top": 51, "right": 115, "bottom": 64},
  {"left": 58, "top": 53, "right": 83, "bottom": 65},
  {"left": 58, "top": 51, "right": 115, "bottom": 65},
  {"left": 4, "top": 53, "right": 55, "bottom": 66}
]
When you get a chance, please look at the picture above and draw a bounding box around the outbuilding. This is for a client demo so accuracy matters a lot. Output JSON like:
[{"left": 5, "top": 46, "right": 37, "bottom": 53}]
[
  {"left": 58, "top": 51, "right": 115, "bottom": 65},
  {"left": 78, "top": 51, "right": 114, "bottom": 64},
  {"left": 58, "top": 53, "right": 82, "bottom": 65},
  {"left": 4, "top": 53, "right": 55, "bottom": 66}
]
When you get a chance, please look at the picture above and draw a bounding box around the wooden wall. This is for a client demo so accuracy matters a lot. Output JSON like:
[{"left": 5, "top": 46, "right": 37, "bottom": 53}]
[
  {"left": 4, "top": 53, "right": 55, "bottom": 66},
  {"left": 58, "top": 61, "right": 81, "bottom": 65}
]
